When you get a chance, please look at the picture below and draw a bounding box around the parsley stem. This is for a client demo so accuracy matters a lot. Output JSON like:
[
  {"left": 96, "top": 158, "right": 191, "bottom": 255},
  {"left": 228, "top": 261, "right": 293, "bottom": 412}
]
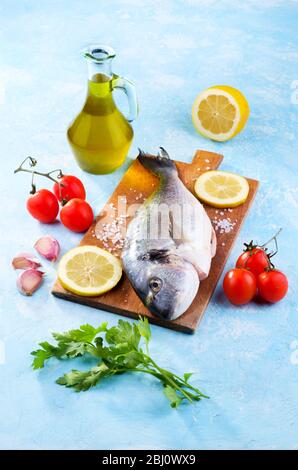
[
  {"left": 166, "top": 371, "right": 209, "bottom": 398},
  {"left": 143, "top": 355, "right": 195, "bottom": 403},
  {"left": 128, "top": 366, "right": 198, "bottom": 402},
  {"left": 146, "top": 357, "right": 207, "bottom": 399}
]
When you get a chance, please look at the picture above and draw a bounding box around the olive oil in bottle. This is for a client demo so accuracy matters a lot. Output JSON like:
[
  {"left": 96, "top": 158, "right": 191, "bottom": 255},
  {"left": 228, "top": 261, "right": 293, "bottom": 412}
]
[{"left": 67, "top": 45, "right": 138, "bottom": 174}]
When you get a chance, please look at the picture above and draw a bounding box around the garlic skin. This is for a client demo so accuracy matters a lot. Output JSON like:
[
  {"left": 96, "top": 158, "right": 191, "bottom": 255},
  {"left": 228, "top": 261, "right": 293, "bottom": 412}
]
[
  {"left": 17, "top": 269, "right": 44, "bottom": 296},
  {"left": 34, "top": 236, "right": 60, "bottom": 262},
  {"left": 12, "top": 252, "right": 41, "bottom": 270}
]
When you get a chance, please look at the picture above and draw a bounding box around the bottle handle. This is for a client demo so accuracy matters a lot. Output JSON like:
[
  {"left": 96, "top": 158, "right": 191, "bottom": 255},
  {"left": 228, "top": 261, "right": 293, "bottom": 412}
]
[{"left": 114, "top": 76, "right": 138, "bottom": 122}]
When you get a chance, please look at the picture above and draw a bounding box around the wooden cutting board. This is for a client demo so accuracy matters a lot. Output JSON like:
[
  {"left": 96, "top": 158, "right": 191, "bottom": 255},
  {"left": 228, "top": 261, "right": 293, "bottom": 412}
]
[{"left": 52, "top": 150, "right": 259, "bottom": 333}]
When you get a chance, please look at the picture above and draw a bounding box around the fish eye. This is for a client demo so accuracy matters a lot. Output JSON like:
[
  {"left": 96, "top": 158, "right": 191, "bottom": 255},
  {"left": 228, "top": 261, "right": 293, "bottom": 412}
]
[{"left": 149, "top": 277, "right": 163, "bottom": 293}]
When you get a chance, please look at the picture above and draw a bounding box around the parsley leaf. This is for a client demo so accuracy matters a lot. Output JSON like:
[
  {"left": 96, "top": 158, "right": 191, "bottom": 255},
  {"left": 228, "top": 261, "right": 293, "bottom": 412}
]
[
  {"left": 183, "top": 372, "right": 193, "bottom": 382},
  {"left": 163, "top": 386, "right": 183, "bottom": 408},
  {"left": 105, "top": 320, "right": 140, "bottom": 350},
  {"left": 31, "top": 341, "right": 62, "bottom": 369},
  {"left": 137, "top": 316, "right": 151, "bottom": 352},
  {"left": 56, "top": 363, "right": 111, "bottom": 392}
]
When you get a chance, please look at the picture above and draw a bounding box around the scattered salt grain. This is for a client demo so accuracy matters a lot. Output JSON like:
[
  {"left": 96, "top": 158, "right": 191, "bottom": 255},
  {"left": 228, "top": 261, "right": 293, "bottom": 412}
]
[
  {"left": 212, "top": 217, "right": 237, "bottom": 234},
  {"left": 95, "top": 213, "right": 128, "bottom": 252}
]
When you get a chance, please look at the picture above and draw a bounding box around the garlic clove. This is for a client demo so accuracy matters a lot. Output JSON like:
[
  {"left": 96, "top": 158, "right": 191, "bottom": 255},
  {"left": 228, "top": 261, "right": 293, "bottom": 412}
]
[
  {"left": 12, "top": 252, "right": 42, "bottom": 270},
  {"left": 34, "top": 236, "right": 60, "bottom": 262},
  {"left": 17, "top": 269, "right": 44, "bottom": 296}
]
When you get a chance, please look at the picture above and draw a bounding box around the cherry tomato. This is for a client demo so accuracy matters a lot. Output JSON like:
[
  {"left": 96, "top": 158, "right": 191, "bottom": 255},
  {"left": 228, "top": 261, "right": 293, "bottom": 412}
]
[
  {"left": 258, "top": 270, "right": 288, "bottom": 303},
  {"left": 53, "top": 175, "right": 86, "bottom": 204},
  {"left": 236, "top": 248, "right": 270, "bottom": 276},
  {"left": 60, "top": 198, "right": 93, "bottom": 232},
  {"left": 223, "top": 268, "right": 257, "bottom": 305},
  {"left": 27, "top": 189, "right": 59, "bottom": 223}
]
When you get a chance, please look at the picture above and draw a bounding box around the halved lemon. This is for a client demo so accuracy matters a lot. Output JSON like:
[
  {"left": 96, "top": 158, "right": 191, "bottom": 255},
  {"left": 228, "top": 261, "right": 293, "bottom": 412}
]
[
  {"left": 58, "top": 245, "right": 122, "bottom": 296},
  {"left": 192, "top": 85, "right": 250, "bottom": 141},
  {"left": 194, "top": 170, "right": 249, "bottom": 208}
]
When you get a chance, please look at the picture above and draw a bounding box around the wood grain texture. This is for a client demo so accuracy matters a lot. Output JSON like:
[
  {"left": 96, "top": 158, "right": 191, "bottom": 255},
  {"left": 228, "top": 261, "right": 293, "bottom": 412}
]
[{"left": 52, "top": 150, "right": 259, "bottom": 333}]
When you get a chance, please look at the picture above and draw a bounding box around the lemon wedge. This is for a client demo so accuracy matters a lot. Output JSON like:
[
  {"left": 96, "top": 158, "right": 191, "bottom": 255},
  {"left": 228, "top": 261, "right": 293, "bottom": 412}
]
[
  {"left": 192, "top": 85, "right": 249, "bottom": 141},
  {"left": 58, "top": 245, "right": 122, "bottom": 296},
  {"left": 194, "top": 170, "right": 249, "bottom": 208}
]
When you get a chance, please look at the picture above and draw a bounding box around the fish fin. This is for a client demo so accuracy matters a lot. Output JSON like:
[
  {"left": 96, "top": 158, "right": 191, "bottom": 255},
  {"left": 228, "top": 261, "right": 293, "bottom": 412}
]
[
  {"left": 137, "top": 148, "right": 177, "bottom": 177},
  {"left": 159, "top": 147, "right": 170, "bottom": 159},
  {"left": 211, "top": 226, "right": 217, "bottom": 258}
]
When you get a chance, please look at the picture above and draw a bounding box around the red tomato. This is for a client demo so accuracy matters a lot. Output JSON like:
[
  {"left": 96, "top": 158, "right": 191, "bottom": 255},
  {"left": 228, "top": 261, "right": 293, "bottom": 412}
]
[
  {"left": 53, "top": 175, "right": 86, "bottom": 203},
  {"left": 258, "top": 270, "right": 288, "bottom": 303},
  {"left": 223, "top": 268, "right": 257, "bottom": 305},
  {"left": 236, "top": 248, "right": 270, "bottom": 276},
  {"left": 60, "top": 198, "right": 93, "bottom": 232},
  {"left": 27, "top": 189, "right": 59, "bottom": 223}
]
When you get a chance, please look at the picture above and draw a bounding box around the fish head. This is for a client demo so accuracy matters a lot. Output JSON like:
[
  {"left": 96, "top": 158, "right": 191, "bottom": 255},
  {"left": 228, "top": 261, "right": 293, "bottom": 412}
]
[{"left": 133, "top": 252, "right": 199, "bottom": 320}]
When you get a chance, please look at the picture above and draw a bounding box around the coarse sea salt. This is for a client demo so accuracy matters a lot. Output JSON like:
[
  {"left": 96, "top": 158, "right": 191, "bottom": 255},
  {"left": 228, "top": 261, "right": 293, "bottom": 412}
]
[
  {"left": 95, "top": 214, "right": 129, "bottom": 253},
  {"left": 212, "top": 217, "right": 237, "bottom": 234}
]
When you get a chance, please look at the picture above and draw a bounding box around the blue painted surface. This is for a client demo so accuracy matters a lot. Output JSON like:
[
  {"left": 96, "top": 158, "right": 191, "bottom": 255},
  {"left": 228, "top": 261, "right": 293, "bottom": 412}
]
[{"left": 0, "top": 0, "right": 297, "bottom": 450}]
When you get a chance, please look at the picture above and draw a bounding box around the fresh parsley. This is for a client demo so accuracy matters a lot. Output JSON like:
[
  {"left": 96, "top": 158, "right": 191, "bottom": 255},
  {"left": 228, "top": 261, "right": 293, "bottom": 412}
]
[{"left": 31, "top": 317, "right": 208, "bottom": 408}]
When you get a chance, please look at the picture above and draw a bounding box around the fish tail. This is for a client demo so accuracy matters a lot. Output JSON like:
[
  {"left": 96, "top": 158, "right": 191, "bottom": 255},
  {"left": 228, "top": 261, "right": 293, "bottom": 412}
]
[{"left": 137, "top": 148, "right": 177, "bottom": 177}]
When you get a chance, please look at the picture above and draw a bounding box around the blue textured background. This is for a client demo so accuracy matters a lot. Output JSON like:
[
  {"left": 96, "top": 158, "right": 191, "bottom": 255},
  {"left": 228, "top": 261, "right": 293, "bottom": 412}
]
[{"left": 0, "top": 0, "right": 297, "bottom": 450}]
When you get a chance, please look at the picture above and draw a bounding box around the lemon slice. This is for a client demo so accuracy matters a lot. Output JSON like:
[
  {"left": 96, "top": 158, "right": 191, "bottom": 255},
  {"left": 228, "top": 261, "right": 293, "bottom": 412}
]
[
  {"left": 58, "top": 245, "right": 122, "bottom": 296},
  {"left": 192, "top": 85, "right": 250, "bottom": 141},
  {"left": 194, "top": 170, "right": 249, "bottom": 208}
]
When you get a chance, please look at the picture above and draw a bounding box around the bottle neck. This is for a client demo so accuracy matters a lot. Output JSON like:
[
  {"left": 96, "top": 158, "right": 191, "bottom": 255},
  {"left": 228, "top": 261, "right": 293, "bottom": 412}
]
[
  {"left": 83, "top": 46, "right": 117, "bottom": 114},
  {"left": 84, "top": 66, "right": 116, "bottom": 115},
  {"left": 86, "top": 57, "right": 113, "bottom": 82},
  {"left": 86, "top": 58, "right": 115, "bottom": 101}
]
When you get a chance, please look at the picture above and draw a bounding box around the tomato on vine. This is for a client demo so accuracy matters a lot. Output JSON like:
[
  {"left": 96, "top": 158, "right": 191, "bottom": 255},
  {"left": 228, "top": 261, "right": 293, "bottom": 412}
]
[
  {"left": 258, "top": 270, "right": 288, "bottom": 303},
  {"left": 60, "top": 198, "right": 94, "bottom": 233},
  {"left": 236, "top": 246, "right": 270, "bottom": 276},
  {"left": 235, "top": 229, "right": 282, "bottom": 276},
  {"left": 223, "top": 228, "right": 288, "bottom": 306},
  {"left": 27, "top": 189, "right": 59, "bottom": 223},
  {"left": 223, "top": 268, "right": 257, "bottom": 305},
  {"left": 53, "top": 175, "right": 86, "bottom": 204},
  {"left": 14, "top": 157, "right": 88, "bottom": 226}
]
